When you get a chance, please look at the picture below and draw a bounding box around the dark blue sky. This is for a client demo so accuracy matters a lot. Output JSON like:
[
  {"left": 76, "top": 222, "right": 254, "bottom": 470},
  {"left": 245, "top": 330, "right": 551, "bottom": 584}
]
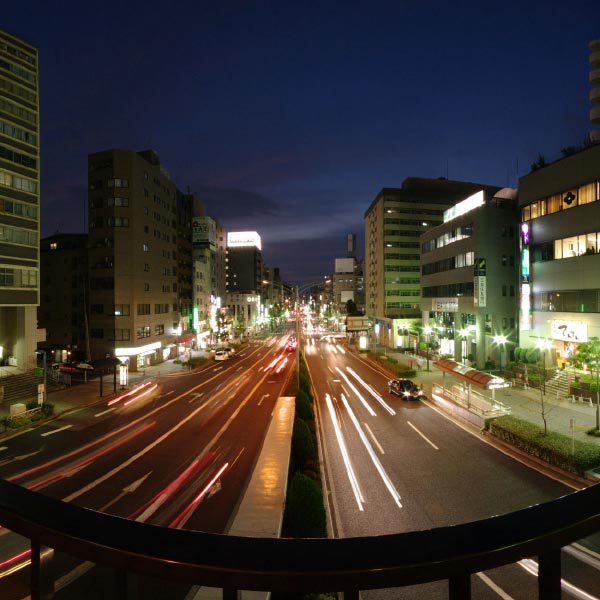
[{"left": 4, "top": 1, "right": 599, "bottom": 284}]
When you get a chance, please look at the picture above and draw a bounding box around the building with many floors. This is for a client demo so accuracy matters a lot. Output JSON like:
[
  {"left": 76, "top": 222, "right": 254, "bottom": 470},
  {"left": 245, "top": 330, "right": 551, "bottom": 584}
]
[
  {"left": 0, "top": 30, "right": 40, "bottom": 371},
  {"left": 364, "top": 178, "right": 500, "bottom": 349}
]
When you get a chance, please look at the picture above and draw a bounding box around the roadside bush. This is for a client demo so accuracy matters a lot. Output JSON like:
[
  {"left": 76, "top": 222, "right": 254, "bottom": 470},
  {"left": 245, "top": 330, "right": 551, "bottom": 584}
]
[
  {"left": 489, "top": 415, "right": 600, "bottom": 475},
  {"left": 283, "top": 472, "right": 326, "bottom": 538},
  {"left": 291, "top": 418, "right": 315, "bottom": 469},
  {"left": 295, "top": 389, "right": 314, "bottom": 421}
]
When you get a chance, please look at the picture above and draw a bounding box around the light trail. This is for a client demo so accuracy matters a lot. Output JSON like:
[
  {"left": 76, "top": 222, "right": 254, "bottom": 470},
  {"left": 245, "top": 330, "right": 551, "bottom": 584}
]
[
  {"left": 169, "top": 462, "right": 230, "bottom": 528},
  {"left": 335, "top": 367, "right": 376, "bottom": 416},
  {"left": 345, "top": 366, "right": 395, "bottom": 415},
  {"left": 325, "top": 393, "right": 364, "bottom": 510},
  {"left": 123, "top": 383, "right": 158, "bottom": 406},
  {"left": 341, "top": 394, "right": 402, "bottom": 508}
]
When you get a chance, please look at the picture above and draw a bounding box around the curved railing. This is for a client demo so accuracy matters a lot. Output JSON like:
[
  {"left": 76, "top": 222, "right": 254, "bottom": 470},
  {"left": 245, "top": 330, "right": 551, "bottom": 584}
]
[{"left": 1, "top": 478, "right": 600, "bottom": 599}]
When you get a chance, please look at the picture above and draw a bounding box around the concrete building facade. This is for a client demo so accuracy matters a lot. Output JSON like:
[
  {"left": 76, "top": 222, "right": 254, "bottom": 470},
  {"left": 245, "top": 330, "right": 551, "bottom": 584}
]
[
  {"left": 87, "top": 149, "right": 182, "bottom": 370},
  {"left": 420, "top": 188, "right": 519, "bottom": 369},
  {"left": 519, "top": 142, "right": 600, "bottom": 367},
  {"left": 364, "top": 178, "right": 500, "bottom": 349},
  {"left": 0, "top": 31, "right": 40, "bottom": 371}
]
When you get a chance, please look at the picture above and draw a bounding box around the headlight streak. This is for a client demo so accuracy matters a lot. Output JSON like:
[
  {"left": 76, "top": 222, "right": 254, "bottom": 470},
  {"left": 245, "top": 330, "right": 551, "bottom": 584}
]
[
  {"left": 334, "top": 367, "right": 376, "bottom": 417},
  {"left": 275, "top": 356, "right": 289, "bottom": 373},
  {"left": 27, "top": 421, "right": 157, "bottom": 491},
  {"left": 340, "top": 394, "right": 402, "bottom": 509},
  {"left": 517, "top": 558, "right": 599, "bottom": 600},
  {"left": 129, "top": 455, "right": 212, "bottom": 522},
  {"left": 123, "top": 383, "right": 158, "bottom": 407},
  {"left": 169, "top": 462, "right": 230, "bottom": 529},
  {"left": 325, "top": 393, "right": 364, "bottom": 511},
  {"left": 107, "top": 380, "right": 155, "bottom": 406},
  {"left": 0, "top": 549, "right": 31, "bottom": 578},
  {"left": 345, "top": 367, "right": 396, "bottom": 416},
  {"left": 329, "top": 344, "right": 338, "bottom": 354}
]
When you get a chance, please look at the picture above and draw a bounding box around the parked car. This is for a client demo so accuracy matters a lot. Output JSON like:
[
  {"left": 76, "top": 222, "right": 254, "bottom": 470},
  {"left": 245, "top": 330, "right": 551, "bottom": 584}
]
[
  {"left": 222, "top": 347, "right": 235, "bottom": 357},
  {"left": 214, "top": 350, "right": 228, "bottom": 361},
  {"left": 388, "top": 378, "right": 424, "bottom": 400}
]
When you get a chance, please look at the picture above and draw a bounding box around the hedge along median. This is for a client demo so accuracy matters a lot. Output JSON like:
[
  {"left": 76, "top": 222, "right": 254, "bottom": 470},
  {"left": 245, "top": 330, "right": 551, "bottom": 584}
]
[
  {"left": 488, "top": 414, "right": 600, "bottom": 477},
  {"left": 281, "top": 355, "right": 326, "bottom": 539}
]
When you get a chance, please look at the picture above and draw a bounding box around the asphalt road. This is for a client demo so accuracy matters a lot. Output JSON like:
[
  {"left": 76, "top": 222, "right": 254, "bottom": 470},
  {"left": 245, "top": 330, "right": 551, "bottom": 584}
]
[
  {"left": 0, "top": 331, "right": 296, "bottom": 600},
  {"left": 305, "top": 336, "right": 600, "bottom": 600}
]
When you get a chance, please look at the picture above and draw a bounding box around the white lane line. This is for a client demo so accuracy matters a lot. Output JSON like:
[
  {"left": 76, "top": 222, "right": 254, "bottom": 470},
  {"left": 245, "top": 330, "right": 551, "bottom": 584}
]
[
  {"left": 94, "top": 407, "right": 116, "bottom": 418},
  {"left": 406, "top": 421, "right": 439, "bottom": 450},
  {"left": 341, "top": 394, "right": 402, "bottom": 508},
  {"left": 476, "top": 572, "right": 515, "bottom": 599},
  {"left": 363, "top": 423, "right": 385, "bottom": 454},
  {"left": 519, "top": 558, "right": 600, "bottom": 599},
  {"left": 0, "top": 446, "right": 7, "bottom": 452},
  {"left": 325, "top": 393, "right": 364, "bottom": 511},
  {"left": 41, "top": 424, "right": 72, "bottom": 437}
]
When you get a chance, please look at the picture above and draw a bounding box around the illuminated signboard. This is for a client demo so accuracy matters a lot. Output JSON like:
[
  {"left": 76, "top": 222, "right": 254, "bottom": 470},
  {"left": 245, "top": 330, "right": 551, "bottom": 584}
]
[
  {"left": 520, "top": 223, "right": 531, "bottom": 331},
  {"left": 550, "top": 320, "right": 588, "bottom": 342},
  {"left": 474, "top": 276, "right": 486, "bottom": 307},
  {"left": 227, "top": 231, "right": 262, "bottom": 250},
  {"left": 443, "top": 190, "right": 484, "bottom": 223}
]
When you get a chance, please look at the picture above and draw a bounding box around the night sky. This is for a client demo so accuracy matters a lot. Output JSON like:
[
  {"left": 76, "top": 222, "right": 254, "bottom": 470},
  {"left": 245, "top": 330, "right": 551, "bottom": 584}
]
[{"left": 4, "top": 1, "right": 599, "bottom": 285}]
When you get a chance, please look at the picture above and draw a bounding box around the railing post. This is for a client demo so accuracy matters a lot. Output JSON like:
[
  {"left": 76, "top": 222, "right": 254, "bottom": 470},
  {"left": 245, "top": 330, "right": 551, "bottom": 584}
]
[
  {"left": 449, "top": 574, "right": 471, "bottom": 599},
  {"left": 30, "top": 538, "right": 54, "bottom": 600},
  {"left": 223, "top": 587, "right": 239, "bottom": 600},
  {"left": 115, "top": 568, "right": 138, "bottom": 599},
  {"left": 343, "top": 589, "right": 360, "bottom": 600},
  {"left": 538, "top": 549, "right": 561, "bottom": 599}
]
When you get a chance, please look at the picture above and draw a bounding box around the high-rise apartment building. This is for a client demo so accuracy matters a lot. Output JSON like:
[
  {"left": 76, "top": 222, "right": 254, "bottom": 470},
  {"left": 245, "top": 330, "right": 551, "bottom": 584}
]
[
  {"left": 87, "top": 149, "right": 184, "bottom": 370},
  {"left": 364, "top": 178, "right": 499, "bottom": 348},
  {"left": 0, "top": 31, "right": 40, "bottom": 370}
]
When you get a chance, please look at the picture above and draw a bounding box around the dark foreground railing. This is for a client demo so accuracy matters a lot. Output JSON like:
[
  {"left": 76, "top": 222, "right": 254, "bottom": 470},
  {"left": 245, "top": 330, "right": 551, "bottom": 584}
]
[{"left": 1, "top": 479, "right": 600, "bottom": 599}]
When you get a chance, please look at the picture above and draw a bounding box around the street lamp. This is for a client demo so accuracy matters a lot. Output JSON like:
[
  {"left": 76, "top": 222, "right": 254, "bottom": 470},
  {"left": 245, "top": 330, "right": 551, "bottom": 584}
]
[
  {"left": 536, "top": 339, "right": 552, "bottom": 395},
  {"left": 423, "top": 326, "right": 432, "bottom": 371},
  {"left": 459, "top": 328, "right": 469, "bottom": 363},
  {"left": 493, "top": 334, "right": 507, "bottom": 370},
  {"left": 35, "top": 350, "right": 47, "bottom": 406}
]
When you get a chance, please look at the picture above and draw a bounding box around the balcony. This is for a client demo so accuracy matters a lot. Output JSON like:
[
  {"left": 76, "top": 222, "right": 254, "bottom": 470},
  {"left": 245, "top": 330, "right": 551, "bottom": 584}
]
[{"left": 1, "top": 478, "right": 600, "bottom": 599}]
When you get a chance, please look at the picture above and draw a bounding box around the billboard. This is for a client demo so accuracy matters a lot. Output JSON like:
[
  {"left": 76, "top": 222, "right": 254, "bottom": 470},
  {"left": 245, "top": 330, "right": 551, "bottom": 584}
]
[
  {"left": 192, "top": 217, "right": 216, "bottom": 246},
  {"left": 227, "top": 231, "right": 262, "bottom": 250}
]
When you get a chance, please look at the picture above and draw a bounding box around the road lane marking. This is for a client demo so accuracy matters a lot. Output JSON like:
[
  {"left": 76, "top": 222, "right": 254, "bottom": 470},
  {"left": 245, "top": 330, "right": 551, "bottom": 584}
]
[
  {"left": 475, "top": 572, "right": 514, "bottom": 599},
  {"left": 406, "top": 421, "right": 439, "bottom": 450},
  {"left": 258, "top": 394, "right": 270, "bottom": 406},
  {"left": 0, "top": 447, "right": 7, "bottom": 452},
  {"left": 98, "top": 472, "right": 152, "bottom": 512},
  {"left": 41, "top": 425, "right": 72, "bottom": 437},
  {"left": 94, "top": 407, "right": 116, "bottom": 418},
  {"left": 341, "top": 394, "right": 402, "bottom": 508},
  {"left": 363, "top": 423, "right": 384, "bottom": 454},
  {"left": 325, "top": 394, "right": 364, "bottom": 511}
]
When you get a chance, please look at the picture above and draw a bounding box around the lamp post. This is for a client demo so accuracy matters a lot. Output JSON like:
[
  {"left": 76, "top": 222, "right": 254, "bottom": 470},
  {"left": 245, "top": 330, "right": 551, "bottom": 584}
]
[
  {"left": 459, "top": 328, "right": 469, "bottom": 363},
  {"left": 35, "top": 350, "right": 47, "bottom": 406},
  {"left": 535, "top": 339, "right": 552, "bottom": 395},
  {"left": 423, "top": 325, "right": 432, "bottom": 371}
]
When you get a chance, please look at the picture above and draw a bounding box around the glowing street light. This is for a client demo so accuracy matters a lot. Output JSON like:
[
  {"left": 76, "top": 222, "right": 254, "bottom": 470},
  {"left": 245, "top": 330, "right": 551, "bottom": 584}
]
[
  {"left": 423, "top": 325, "right": 432, "bottom": 371},
  {"left": 493, "top": 334, "right": 507, "bottom": 370}
]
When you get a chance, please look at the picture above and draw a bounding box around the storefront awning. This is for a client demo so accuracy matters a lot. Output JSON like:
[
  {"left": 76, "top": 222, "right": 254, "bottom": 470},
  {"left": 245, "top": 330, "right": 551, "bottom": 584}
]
[{"left": 433, "top": 359, "right": 510, "bottom": 390}]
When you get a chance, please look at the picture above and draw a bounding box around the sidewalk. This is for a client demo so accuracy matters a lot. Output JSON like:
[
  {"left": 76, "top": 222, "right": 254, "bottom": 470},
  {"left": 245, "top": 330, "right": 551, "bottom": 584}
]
[{"left": 385, "top": 350, "right": 600, "bottom": 447}]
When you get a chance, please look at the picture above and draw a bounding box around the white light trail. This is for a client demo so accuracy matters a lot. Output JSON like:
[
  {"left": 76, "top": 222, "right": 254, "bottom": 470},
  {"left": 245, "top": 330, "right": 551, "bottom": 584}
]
[
  {"left": 345, "top": 367, "right": 395, "bottom": 415},
  {"left": 325, "top": 393, "right": 364, "bottom": 511},
  {"left": 335, "top": 367, "right": 376, "bottom": 416},
  {"left": 341, "top": 394, "right": 402, "bottom": 508}
]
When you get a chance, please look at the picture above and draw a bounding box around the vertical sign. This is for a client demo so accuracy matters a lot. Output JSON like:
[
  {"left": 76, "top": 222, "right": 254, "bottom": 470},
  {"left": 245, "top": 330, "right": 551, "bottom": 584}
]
[{"left": 474, "top": 258, "right": 486, "bottom": 307}]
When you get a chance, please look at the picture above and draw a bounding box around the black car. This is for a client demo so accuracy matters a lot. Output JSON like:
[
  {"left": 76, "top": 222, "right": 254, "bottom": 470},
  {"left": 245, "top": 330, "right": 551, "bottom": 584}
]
[{"left": 388, "top": 378, "right": 424, "bottom": 400}]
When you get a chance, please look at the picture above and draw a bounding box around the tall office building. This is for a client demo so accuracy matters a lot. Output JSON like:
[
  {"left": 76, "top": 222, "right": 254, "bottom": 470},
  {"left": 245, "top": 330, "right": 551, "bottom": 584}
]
[
  {"left": 364, "top": 178, "right": 499, "bottom": 348},
  {"left": 87, "top": 149, "right": 187, "bottom": 370},
  {"left": 0, "top": 31, "right": 40, "bottom": 370}
]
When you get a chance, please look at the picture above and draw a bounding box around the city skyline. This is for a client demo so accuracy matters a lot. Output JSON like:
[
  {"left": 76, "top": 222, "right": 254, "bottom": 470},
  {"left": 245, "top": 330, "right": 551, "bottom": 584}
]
[{"left": 3, "top": 1, "right": 599, "bottom": 284}]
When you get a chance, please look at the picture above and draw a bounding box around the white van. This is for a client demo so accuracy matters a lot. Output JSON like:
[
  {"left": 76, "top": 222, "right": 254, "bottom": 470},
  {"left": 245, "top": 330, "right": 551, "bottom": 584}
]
[{"left": 214, "top": 350, "right": 228, "bottom": 361}]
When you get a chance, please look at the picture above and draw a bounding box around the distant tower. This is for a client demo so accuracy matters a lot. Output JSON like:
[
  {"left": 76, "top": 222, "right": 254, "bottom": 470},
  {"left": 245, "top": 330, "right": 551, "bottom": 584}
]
[
  {"left": 346, "top": 233, "right": 356, "bottom": 258},
  {"left": 590, "top": 38, "right": 600, "bottom": 143}
]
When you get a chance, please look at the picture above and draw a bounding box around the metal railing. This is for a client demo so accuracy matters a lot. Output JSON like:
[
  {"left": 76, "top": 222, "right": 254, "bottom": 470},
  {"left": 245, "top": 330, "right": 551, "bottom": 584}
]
[{"left": 1, "top": 479, "right": 600, "bottom": 599}]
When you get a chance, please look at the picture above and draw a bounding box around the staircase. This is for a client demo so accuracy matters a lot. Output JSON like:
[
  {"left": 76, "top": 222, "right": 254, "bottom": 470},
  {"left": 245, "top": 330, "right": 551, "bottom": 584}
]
[
  {"left": 0, "top": 370, "right": 64, "bottom": 406},
  {"left": 544, "top": 369, "right": 570, "bottom": 398}
]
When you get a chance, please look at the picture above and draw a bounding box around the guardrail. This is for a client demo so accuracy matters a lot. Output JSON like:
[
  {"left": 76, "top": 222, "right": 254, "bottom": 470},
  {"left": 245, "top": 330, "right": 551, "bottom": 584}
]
[
  {"left": 6, "top": 407, "right": 41, "bottom": 422},
  {"left": 1, "top": 479, "right": 600, "bottom": 599},
  {"left": 433, "top": 383, "right": 510, "bottom": 418}
]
